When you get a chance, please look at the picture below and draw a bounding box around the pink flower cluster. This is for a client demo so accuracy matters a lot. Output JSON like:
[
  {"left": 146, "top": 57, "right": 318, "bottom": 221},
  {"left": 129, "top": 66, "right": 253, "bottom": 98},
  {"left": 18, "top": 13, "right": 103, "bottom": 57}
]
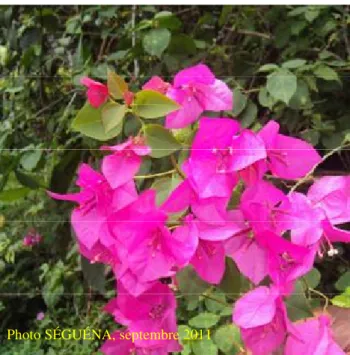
[
  {"left": 50, "top": 64, "right": 349, "bottom": 354},
  {"left": 23, "top": 228, "right": 42, "bottom": 247}
]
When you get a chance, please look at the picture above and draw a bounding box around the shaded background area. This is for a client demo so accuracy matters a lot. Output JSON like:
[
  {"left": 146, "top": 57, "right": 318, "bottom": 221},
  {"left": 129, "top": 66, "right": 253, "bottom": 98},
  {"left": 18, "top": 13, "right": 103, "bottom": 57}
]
[{"left": 0, "top": 5, "right": 350, "bottom": 354}]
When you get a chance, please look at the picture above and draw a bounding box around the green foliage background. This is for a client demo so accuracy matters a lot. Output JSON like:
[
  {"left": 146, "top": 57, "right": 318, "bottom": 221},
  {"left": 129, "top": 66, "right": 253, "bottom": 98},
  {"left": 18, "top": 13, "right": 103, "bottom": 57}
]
[{"left": 0, "top": 5, "right": 350, "bottom": 354}]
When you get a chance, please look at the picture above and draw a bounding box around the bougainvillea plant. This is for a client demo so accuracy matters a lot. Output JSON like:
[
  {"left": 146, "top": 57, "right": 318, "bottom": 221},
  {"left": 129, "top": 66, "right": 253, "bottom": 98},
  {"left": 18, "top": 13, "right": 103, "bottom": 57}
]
[{"left": 49, "top": 64, "right": 350, "bottom": 354}]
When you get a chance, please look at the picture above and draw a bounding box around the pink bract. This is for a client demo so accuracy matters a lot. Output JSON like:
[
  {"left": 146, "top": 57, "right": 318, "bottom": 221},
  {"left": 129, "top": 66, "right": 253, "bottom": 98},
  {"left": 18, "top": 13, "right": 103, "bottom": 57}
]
[
  {"left": 104, "top": 282, "right": 181, "bottom": 352},
  {"left": 48, "top": 163, "right": 137, "bottom": 263},
  {"left": 142, "top": 76, "right": 170, "bottom": 94},
  {"left": 81, "top": 76, "right": 109, "bottom": 108},
  {"left": 233, "top": 286, "right": 291, "bottom": 355},
  {"left": 165, "top": 64, "right": 233, "bottom": 128},
  {"left": 101, "top": 137, "right": 151, "bottom": 189},
  {"left": 308, "top": 176, "right": 350, "bottom": 224},
  {"left": 285, "top": 315, "right": 345, "bottom": 355}
]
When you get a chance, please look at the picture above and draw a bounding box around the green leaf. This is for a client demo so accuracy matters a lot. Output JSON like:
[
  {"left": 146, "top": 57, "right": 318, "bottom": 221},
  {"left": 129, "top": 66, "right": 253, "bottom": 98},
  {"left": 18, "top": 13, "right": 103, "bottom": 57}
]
[
  {"left": 71, "top": 102, "right": 122, "bottom": 141},
  {"left": 239, "top": 100, "right": 257, "bottom": 128},
  {"left": 133, "top": 90, "right": 180, "bottom": 119},
  {"left": 286, "top": 280, "right": 314, "bottom": 321},
  {"left": 220, "top": 306, "right": 233, "bottom": 316},
  {"left": 204, "top": 289, "right": 227, "bottom": 313},
  {"left": 214, "top": 324, "right": 242, "bottom": 355},
  {"left": 177, "top": 266, "right": 210, "bottom": 302},
  {"left": 301, "top": 129, "right": 320, "bottom": 146},
  {"left": 305, "top": 7, "right": 320, "bottom": 22},
  {"left": 101, "top": 102, "right": 126, "bottom": 134},
  {"left": 331, "top": 287, "right": 350, "bottom": 308},
  {"left": 124, "top": 113, "right": 142, "bottom": 136},
  {"left": 43, "top": 284, "right": 64, "bottom": 308},
  {"left": 168, "top": 34, "right": 197, "bottom": 55},
  {"left": 143, "top": 28, "right": 171, "bottom": 58},
  {"left": 289, "top": 79, "right": 311, "bottom": 109},
  {"left": 258, "top": 87, "right": 275, "bottom": 108},
  {"left": 218, "top": 258, "right": 241, "bottom": 299},
  {"left": 151, "top": 175, "right": 182, "bottom": 206},
  {"left": 15, "top": 170, "right": 41, "bottom": 189},
  {"left": 155, "top": 11, "right": 182, "bottom": 31},
  {"left": 304, "top": 268, "right": 321, "bottom": 289},
  {"left": 282, "top": 59, "right": 307, "bottom": 69},
  {"left": 191, "top": 338, "right": 218, "bottom": 355},
  {"left": 189, "top": 312, "right": 220, "bottom": 329},
  {"left": 322, "top": 132, "right": 344, "bottom": 149},
  {"left": 144, "top": 124, "right": 181, "bottom": 158},
  {"left": 0, "top": 188, "right": 30, "bottom": 202},
  {"left": 219, "top": 6, "right": 233, "bottom": 26},
  {"left": 180, "top": 343, "right": 192, "bottom": 355},
  {"left": 266, "top": 68, "right": 297, "bottom": 104},
  {"left": 151, "top": 177, "right": 172, "bottom": 206},
  {"left": 232, "top": 88, "right": 247, "bottom": 116},
  {"left": 81, "top": 256, "right": 105, "bottom": 294},
  {"left": 107, "top": 70, "right": 128, "bottom": 99},
  {"left": 20, "top": 149, "right": 42, "bottom": 171},
  {"left": 258, "top": 63, "right": 279, "bottom": 72},
  {"left": 335, "top": 271, "right": 350, "bottom": 291},
  {"left": 313, "top": 64, "right": 340, "bottom": 82},
  {"left": 178, "top": 325, "right": 192, "bottom": 345}
]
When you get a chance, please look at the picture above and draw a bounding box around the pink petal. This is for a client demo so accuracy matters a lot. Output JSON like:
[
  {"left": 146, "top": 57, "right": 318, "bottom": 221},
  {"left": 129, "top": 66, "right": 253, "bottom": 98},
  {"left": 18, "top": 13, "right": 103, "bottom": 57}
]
[
  {"left": 239, "top": 160, "right": 268, "bottom": 185},
  {"left": 170, "top": 217, "right": 199, "bottom": 267},
  {"left": 322, "top": 219, "right": 350, "bottom": 243},
  {"left": 258, "top": 120, "right": 279, "bottom": 148},
  {"left": 173, "top": 64, "right": 215, "bottom": 87},
  {"left": 161, "top": 180, "right": 192, "bottom": 213},
  {"left": 191, "top": 240, "right": 225, "bottom": 284},
  {"left": 201, "top": 79, "right": 233, "bottom": 111},
  {"left": 269, "top": 133, "right": 322, "bottom": 180},
  {"left": 308, "top": 176, "right": 350, "bottom": 224},
  {"left": 165, "top": 89, "right": 202, "bottom": 128},
  {"left": 71, "top": 208, "right": 102, "bottom": 250},
  {"left": 102, "top": 153, "right": 141, "bottom": 189},
  {"left": 86, "top": 85, "right": 108, "bottom": 108},
  {"left": 142, "top": 76, "right": 170, "bottom": 94},
  {"left": 76, "top": 163, "right": 104, "bottom": 188},
  {"left": 230, "top": 130, "right": 266, "bottom": 171},
  {"left": 233, "top": 286, "right": 279, "bottom": 328},
  {"left": 191, "top": 117, "right": 241, "bottom": 160},
  {"left": 241, "top": 306, "right": 287, "bottom": 355},
  {"left": 100, "top": 331, "right": 135, "bottom": 355},
  {"left": 226, "top": 234, "right": 268, "bottom": 285}
]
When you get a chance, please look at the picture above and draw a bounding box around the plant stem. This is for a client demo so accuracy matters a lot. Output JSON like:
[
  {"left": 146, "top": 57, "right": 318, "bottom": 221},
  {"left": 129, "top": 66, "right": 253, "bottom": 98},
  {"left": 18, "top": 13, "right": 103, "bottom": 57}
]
[
  {"left": 201, "top": 293, "right": 228, "bottom": 306},
  {"left": 134, "top": 169, "right": 176, "bottom": 179},
  {"left": 170, "top": 154, "right": 186, "bottom": 179},
  {"left": 290, "top": 142, "right": 350, "bottom": 192},
  {"left": 308, "top": 288, "right": 330, "bottom": 312}
]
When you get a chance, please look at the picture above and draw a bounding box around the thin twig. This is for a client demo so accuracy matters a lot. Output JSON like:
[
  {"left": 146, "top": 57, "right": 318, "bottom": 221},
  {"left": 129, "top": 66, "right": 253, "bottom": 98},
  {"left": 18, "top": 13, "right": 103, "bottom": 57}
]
[
  {"left": 290, "top": 142, "right": 350, "bottom": 192},
  {"left": 201, "top": 293, "right": 228, "bottom": 306},
  {"left": 134, "top": 169, "right": 176, "bottom": 179},
  {"left": 170, "top": 154, "right": 186, "bottom": 180},
  {"left": 131, "top": 5, "right": 139, "bottom": 78},
  {"left": 234, "top": 29, "right": 272, "bottom": 40},
  {"left": 309, "top": 288, "right": 330, "bottom": 312}
]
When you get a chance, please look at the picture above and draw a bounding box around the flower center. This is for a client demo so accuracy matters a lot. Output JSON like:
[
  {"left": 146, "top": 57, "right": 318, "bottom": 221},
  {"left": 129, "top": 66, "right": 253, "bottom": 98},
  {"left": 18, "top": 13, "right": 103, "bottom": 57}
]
[
  {"left": 196, "top": 241, "right": 217, "bottom": 259},
  {"left": 212, "top": 147, "right": 233, "bottom": 173},
  {"left": 147, "top": 229, "right": 163, "bottom": 257},
  {"left": 181, "top": 84, "right": 197, "bottom": 102},
  {"left": 149, "top": 304, "right": 166, "bottom": 319},
  {"left": 279, "top": 252, "right": 295, "bottom": 270},
  {"left": 268, "top": 150, "right": 288, "bottom": 166}
]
